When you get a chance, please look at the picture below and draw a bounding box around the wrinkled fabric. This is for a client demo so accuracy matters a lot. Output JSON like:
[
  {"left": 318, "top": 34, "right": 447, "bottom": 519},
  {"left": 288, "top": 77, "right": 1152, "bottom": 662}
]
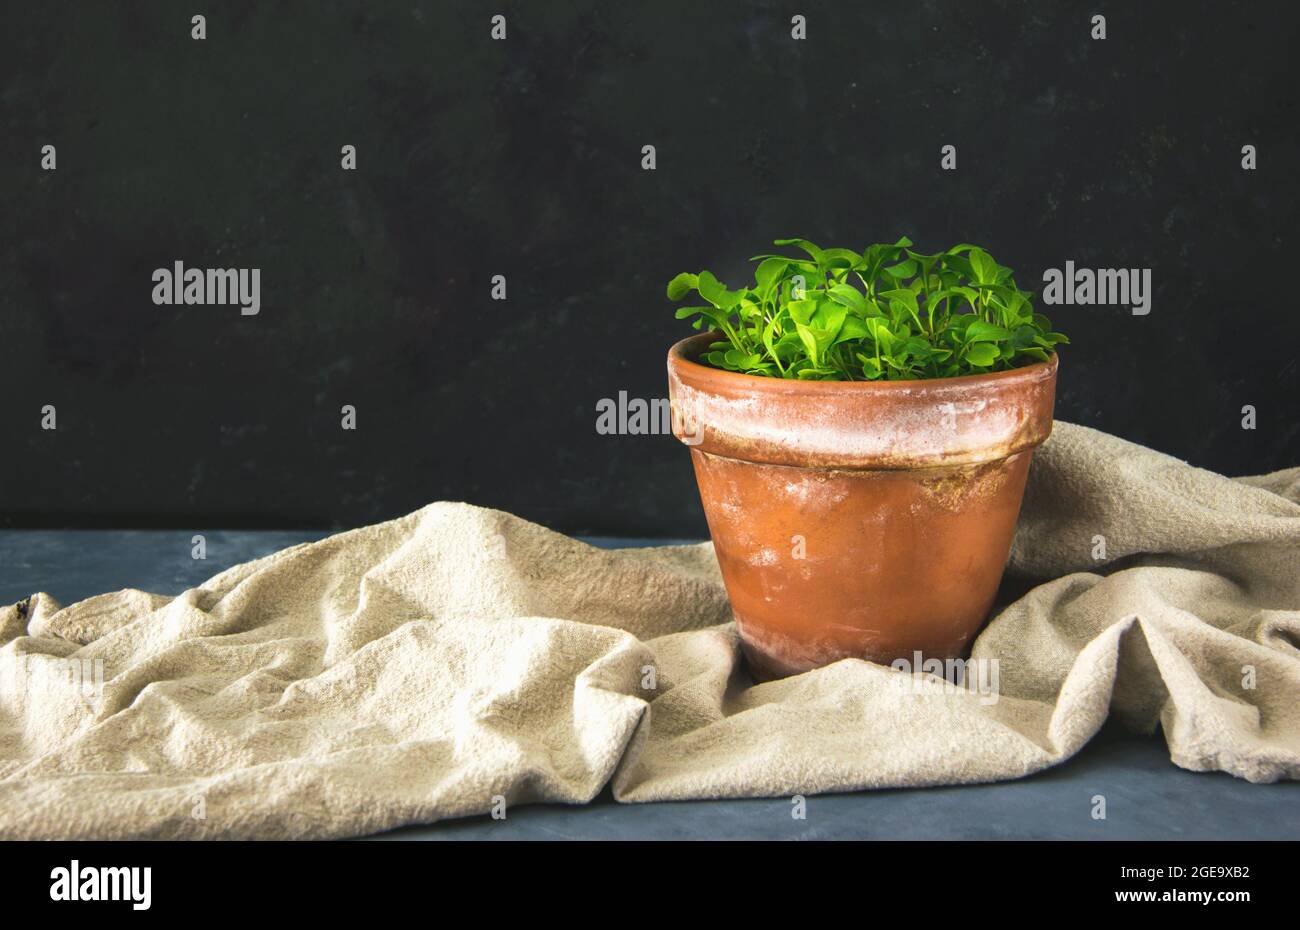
[{"left": 1, "top": 422, "right": 1296, "bottom": 838}]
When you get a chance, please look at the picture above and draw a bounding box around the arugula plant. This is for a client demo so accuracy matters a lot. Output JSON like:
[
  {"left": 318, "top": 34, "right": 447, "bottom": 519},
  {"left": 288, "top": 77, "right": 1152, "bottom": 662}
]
[{"left": 667, "top": 238, "right": 1067, "bottom": 381}]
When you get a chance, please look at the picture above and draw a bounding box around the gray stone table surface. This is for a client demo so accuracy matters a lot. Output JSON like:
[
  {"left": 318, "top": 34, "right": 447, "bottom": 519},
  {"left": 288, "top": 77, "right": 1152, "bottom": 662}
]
[{"left": 1, "top": 528, "right": 1297, "bottom": 841}]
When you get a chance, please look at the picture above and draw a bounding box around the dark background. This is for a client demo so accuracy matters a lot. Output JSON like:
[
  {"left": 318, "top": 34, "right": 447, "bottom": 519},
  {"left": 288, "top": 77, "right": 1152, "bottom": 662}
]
[{"left": 2, "top": 1, "right": 1297, "bottom": 536}]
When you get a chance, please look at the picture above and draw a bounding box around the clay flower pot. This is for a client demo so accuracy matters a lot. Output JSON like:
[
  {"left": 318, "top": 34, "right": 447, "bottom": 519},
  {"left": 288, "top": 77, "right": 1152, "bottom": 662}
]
[{"left": 667, "top": 332, "right": 1058, "bottom": 681}]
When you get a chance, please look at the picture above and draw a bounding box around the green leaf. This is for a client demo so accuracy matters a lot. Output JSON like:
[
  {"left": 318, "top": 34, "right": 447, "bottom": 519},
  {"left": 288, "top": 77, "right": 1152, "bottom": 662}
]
[
  {"left": 820, "top": 247, "right": 863, "bottom": 269},
  {"left": 787, "top": 299, "right": 817, "bottom": 326},
  {"left": 965, "top": 321, "right": 1012, "bottom": 343},
  {"left": 773, "top": 238, "right": 827, "bottom": 267},
  {"left": 666, "top": 272, "right": 698, "bottom": 301},
  {"left": 857, "top": 353, "right": 884, "bottom": 379},
  {"left": 760, "top": 313, "right": 778, "bottom": 340},
  {"left": 827, "top": 283, "right": 868, "bottom": 315},
  {"left": 811, "top": 300, "right": 847, "bottom": 338},
  {"left": 794, "top": 322, "right": 821, "bottom": 364},
  {"left": 968, "top": 248, "right": 998, "bottom": 285},
  {"left": 754, "top": 258, "right": 789, "bottom": 294},
  {"left": 940, "top": 253, "right": 974, "bottom": 279},
  {"left": 883, "top": 259, "right": 918, "bottom": 279},
  {"left": 948, "top": 312, "right": 980, "bottom": 333},
  {"left": 880, "top": 287, "right": 923, "bottom": 330},
  {"left": 834, "top": 315, "right": 870, "bottom": 344},
  {"left": 864, "top": 317, "right": 895, "bottom": 351},
  {"left": 724, "top": 349, "right": 764, "bottom": 369},
  {"left": 898, "top": 336, "right": 933, "bottom": 359},
  {"left": 736, "top": 298, "right": 762, "bottom": 322},
  {"left": 696, "top": 270, "right": 741, "bottom": 309},
  {"left": 964, "top": 342, "right": 1000, "bottom": 366}
]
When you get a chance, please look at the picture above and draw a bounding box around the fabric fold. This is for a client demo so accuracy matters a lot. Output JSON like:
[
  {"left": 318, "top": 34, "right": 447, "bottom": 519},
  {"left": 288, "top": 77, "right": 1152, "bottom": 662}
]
[{"left": 0, "top": 422, "right": 1296, "bottom": 839}]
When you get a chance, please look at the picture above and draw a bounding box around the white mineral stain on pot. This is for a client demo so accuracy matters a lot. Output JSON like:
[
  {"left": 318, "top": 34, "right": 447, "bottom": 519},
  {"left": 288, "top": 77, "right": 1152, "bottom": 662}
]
[
  {"left": 780, "top": 476, "right": 850, "bottom": 510},
  {"left": 935, "top": 399, "right": 988, "bottom": 432},
  {"left": 671, "top": 356, "right": 1055, "bottom": 468},
  {"left": 693, "top": 391, "right": 1026, "bottom": 462}
]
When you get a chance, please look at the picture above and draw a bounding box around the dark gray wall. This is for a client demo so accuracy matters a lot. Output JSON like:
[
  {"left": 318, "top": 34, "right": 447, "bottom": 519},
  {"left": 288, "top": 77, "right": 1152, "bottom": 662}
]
[{"left": 2, "top": 1, "right": 1297, "bottom": 535}]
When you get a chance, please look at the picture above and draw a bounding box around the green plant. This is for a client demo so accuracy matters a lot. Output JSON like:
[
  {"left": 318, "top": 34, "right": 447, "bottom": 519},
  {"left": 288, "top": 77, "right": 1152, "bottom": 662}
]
[{"left": 667, "top": 237, "right": 1068, "bottom": 381}]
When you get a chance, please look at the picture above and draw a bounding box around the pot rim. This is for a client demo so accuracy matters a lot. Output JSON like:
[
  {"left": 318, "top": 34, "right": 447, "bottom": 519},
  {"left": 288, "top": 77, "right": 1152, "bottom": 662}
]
[
  {"left": 666, "top": 331, "right": 1059, "bottom": 469},
  {"left": 668, "top": 331, "right": 1059, "bottom": 394}
]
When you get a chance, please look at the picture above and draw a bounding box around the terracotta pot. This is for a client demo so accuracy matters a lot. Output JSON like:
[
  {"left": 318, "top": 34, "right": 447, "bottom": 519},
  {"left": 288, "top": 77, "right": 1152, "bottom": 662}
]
[{"left": 667, "top": 332, "right": 1057, "bottom": 681}]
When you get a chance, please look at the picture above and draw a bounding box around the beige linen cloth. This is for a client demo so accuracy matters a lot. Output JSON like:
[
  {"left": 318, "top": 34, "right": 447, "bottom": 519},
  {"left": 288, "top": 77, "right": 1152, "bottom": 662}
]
[{"left": 1, "top": 422, "right": 1297, "bottom": 838}]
